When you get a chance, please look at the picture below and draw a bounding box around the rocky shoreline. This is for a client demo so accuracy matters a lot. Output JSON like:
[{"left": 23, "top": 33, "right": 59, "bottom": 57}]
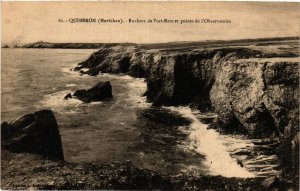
[
  {"left": 2, "top": 38, "right": 299, "bottom": 190},
  {"left": 2, "top": 149, "right": 271, "bottom": 190},
  {"left": 73, "top": 38, "right": 299, "bottom": 188},
  {"left": 1, "top": 109, "right": 297, "bottom": 190},
  {"left": 1, "top": 110, "right": 272, "bottom": 190}
]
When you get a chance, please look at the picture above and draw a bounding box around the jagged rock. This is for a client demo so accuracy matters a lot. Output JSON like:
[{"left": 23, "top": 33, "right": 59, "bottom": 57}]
[
  {"left": 1, "top": 110, "right": 64, "bottom": 160},
  {"left": 73, "top": 81, "right": 112, "bottom": 103},
  {"left": 76, "top": 45, "right": 299, "bottom": 138},
  {"left": 64, "top": 93, "right": 72, "bottom": 100},
  {"left": 210, "top": 59, "right": 299, "bottom": 138},
  {"left": 73, "top": 42, "right": 299, "bottom": 188},
  {"left": 73, "top": 89, "right": 86, "bottom": 97}
]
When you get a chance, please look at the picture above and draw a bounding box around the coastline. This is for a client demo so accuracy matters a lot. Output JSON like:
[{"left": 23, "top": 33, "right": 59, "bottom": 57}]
[{"left": 1, "top": 37, "right": 299, "bottom": 190}]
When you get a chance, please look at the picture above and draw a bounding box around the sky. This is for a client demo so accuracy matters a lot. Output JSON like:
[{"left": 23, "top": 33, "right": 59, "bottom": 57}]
[{"left": 2, "top": 1, "right": 300, "bottom": 44}]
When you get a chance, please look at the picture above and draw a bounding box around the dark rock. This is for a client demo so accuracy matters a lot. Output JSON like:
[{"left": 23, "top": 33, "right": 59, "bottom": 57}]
[
  {"left": 119, "top": 56, "right": 131, "bottom": 73},
  {"left": 128, "top": 64, "right": 146, "bottom": 78},
  {"left": 1, "top": 114, "right": 35, "bottom": 139},
  {"left": 73, "top": 81, "right": 112, "bottom": 103},
  {"left": 1, "top": 110, "right": 64, "bottom": 160},
  {"left": 64, "top": 93, "right": 72, "bottom": 100},
  {"left": 74, "top": 44, "right": 298, "bottom": 139},
  {"left": 72, "top": 41, "right": 299, "bottom": 188},
  {"left": 210, "top": 60, "right": 299, "bottom": 138},
  {"left": 73, "top": 66, "right": 81, "bottom": 71},
  {"left": 10, "top": 114, "right": 35, "bottom": 131},
  {"left": 1, "top": 121, "right": 12, "bottom": 139},
  {"left": 89, "top": 68, "right": 101, "bottom": 76},
  {"left": 73, "top": 89, "right": 86, "bottom": 97}
]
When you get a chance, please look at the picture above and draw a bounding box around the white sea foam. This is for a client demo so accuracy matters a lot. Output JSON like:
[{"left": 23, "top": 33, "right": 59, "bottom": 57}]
[
  {"left": 126, "top": 78, "right": 151, "bottom": 108},
  {"left": 39, "top": 90, "right": 83, "bottom": 114},
  {"left": 102, "top": 73, "right": 134, "bottom": 80},
  {"left": 62, "top": 63, "right": 88, "bottom": 76},
  {"left": 101, "top": 73, "right": 150, "bottom": 108},
  {"left": 166, "top": 106, "right": 255, "bottom": 178},
  {"left": 61, "top": 66, "right": 94, "bottom": 79},
  {"left": 66, "top": 83, "right": 77, "bottom": 87},
  {"left": 88, "top": 101, "right": 102, "bottom": 105},
  {"left": 61, "top": 67, "right": 78, "bottom": 76},
  {"left": 80, "top": 68, "right": 89, "bottom": 72}
]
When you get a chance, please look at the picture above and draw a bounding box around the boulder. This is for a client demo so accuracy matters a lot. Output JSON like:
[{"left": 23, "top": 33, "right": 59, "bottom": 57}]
[
  {"left": 64, "top": 93, "right": 72, "bottom": 100},
  {"left": 73, "top": 89, "right": 87, "bottom": 97},
  {"left": 1, "top": 110, "right": 64, "bottom": 160},
  {"left": 73, "top": 81, "right": 112, "bottom": 103}
]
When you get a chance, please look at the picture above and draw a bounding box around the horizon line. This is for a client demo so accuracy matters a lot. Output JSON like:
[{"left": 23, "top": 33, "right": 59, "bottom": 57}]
[{"left": 2, "top": 36, "right": 299, "bottom": 46}]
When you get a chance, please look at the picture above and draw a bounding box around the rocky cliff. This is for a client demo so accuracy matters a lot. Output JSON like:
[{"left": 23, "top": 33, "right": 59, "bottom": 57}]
[
  {"left": 74, "top": 40, "right": 299, "bottom": 184},
  {"left": 75, "top": 43, "right": 299, "bottom": 138}
]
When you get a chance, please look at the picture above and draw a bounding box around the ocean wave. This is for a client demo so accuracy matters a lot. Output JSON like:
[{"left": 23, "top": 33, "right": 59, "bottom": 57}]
[
  {"left": 61, "top": 67, "right": 95, "bottom": 79},
  {"left": 102, "top": 73, "right": 134, "bottom": 80},
  {"left": 66, "top": 83, "right": 77, "bottom": 87},
  {"left": 80, "top": 68, "right": 89, "bottom": 72},
  {"left": 61, "top": 67, "right": 79, "bottom": 76},
  {"left": 165, "top": 106, "right": 255, "bottom": 178},
  {"left": 87, "top": 101, "right": 102, "bottom": 105},
  {"left": 126, "top": 78, "right": 151, "bottom": 108},
  {"left": 39, "top": 90, "right": 83, "bottom": 114}
]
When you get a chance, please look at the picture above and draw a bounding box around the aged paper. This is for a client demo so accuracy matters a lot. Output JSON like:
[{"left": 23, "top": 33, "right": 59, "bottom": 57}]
[{"left": 1, "top": 1, "right": 300, "bottom": 190}]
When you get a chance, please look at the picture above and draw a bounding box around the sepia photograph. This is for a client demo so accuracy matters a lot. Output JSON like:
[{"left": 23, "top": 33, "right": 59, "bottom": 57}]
[{"left": 1, "top": 1, "right": 299, "bottom": 190}]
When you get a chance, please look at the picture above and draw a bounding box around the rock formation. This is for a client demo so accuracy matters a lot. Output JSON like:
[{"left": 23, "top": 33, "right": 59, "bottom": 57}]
[
  {"left": 72, "top": 81, "right": 112, "bottom": 103},
  {"left": 1, "top": 110, "right": 269, "bottom": 190},
  {"left": 1, "top": 110, "right": 64, "bottom": 160},
  {"left": 7, "top": 38, "right": 297, "bottom": 189},
  {"left": 64, "top": 93, "right": 72, "bottom": 100},
  {"left": 75, "top": 45, "right": 299, "bottom": 138},
  {"left": 210, "top": 58, "right": 299, "bottom": 137},
  {"left": 74, "top": 40, "right": 299, "bottom": 187}
]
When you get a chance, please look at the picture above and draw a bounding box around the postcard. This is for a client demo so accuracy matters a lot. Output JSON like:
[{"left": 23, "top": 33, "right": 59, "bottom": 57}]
[{"left": 1, "top": 1, "right": 299, "bottom": 190}]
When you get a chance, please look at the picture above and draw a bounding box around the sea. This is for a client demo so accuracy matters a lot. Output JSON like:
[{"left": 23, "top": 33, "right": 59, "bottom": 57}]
[{"left": 1, "top": 48, "right": 279, "bottom": 178}]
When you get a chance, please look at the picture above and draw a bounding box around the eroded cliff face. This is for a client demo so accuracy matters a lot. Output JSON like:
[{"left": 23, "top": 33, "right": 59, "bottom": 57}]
[
  {"left": 76, "top": 45, "right": 299, "bottom": 185},
  {"left": 75, "top": 45, "right": 299, "bottom": 140},
  {"left": 210, "top": 58, "right": 299, "bottom": 138},
  {"left": 76, "top": 47, "right": 264, "bottom": 108}
]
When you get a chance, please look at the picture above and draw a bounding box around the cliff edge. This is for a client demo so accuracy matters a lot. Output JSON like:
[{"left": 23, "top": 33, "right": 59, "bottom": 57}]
[{"left": 74, "top": 39, "right": 299, "bottom": 184}]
